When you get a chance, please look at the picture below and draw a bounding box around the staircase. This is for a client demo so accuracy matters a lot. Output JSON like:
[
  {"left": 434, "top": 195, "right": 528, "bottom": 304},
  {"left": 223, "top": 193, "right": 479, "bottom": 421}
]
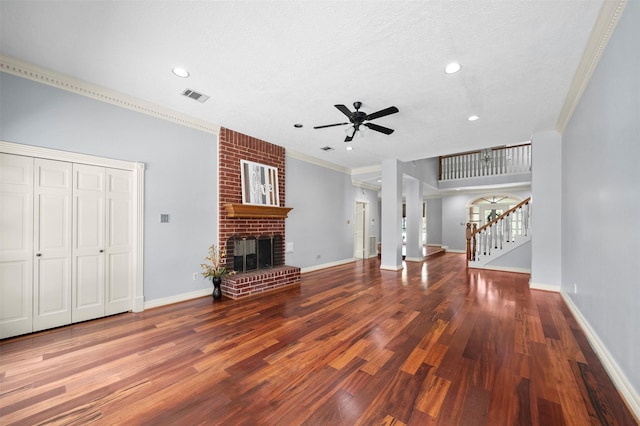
[{"left": 466, "top": 197, "right": 531, "bottom": 269}]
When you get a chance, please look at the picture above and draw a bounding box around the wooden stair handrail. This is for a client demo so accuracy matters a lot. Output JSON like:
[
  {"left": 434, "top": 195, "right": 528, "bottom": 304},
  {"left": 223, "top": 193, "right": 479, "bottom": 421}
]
[
  {"left": 466, "top": 196, "right": 531, "bottom": 264},
  {"left": 471, "top": 197, "right": 531, "bottom": 237}
]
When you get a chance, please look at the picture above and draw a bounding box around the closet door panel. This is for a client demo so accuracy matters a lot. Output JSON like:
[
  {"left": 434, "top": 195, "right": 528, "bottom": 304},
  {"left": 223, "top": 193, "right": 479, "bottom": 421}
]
[
  {"left": 105, "top": 169, "right": 132, "bottom": 315},
  {"left": 33, "top": 159, "right": 72, "bottom": 332},
  {"left": 72, "top": 164, "right": 105, "bottom": 323},
  {"left": 0, "top": 154, "right": 34, "bottom": 338}
]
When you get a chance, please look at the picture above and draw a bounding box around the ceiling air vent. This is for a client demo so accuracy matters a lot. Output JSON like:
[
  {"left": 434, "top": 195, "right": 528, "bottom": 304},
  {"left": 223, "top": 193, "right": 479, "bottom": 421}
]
[
  {"left": 320, "top": 146, "right": 334, "bottom": 151},
  {"left": 181, "top": 88, "right": 210, "bottom": 103}
]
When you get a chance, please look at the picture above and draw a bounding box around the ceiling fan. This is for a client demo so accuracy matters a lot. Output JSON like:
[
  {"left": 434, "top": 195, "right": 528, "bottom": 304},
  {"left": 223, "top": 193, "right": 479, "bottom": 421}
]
[{"left": 314, "top": 101, "right": 399, "bottom": 142}]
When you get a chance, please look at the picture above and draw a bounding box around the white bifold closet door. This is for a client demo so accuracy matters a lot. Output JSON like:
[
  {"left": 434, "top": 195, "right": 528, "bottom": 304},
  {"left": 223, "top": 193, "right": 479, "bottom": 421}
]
[
  {"left": 33, "top": 158, "right": 73, "bottom": 332},
  {"left": 0, "top": 153, "right": 133, "bottom": 339},
  {"left": 72, "top": 164, "right": 133, "bottom": 322},
  {"left": 0, "top": 154, "right": 35, "bottom": 338}
]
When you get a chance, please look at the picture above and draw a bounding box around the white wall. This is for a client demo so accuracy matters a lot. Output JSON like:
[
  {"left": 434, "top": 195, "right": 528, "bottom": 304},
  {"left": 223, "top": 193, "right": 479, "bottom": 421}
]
[
  {"left": 0, "top": 72, "right": 217, "bottom": 303},
  {"left": 562, "top": 0, "right": 640, "bottom": 402}
]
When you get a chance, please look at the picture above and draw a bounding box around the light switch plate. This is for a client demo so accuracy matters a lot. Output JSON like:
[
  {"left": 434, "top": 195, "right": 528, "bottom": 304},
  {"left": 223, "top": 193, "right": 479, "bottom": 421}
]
[{"left": 160, "top": 214, "right": 170, "bottom": 223}]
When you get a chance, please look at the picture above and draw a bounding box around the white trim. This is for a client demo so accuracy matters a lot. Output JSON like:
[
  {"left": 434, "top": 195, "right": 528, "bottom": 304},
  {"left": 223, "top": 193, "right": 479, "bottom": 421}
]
[
  {"left": 474, "top": 265, "right": 530, "bottom": 274},
  {"left": 556, "top": 0, "right": 628, "bottom": 132},
  {"left": 1, "top": 140, "right": 145, "bottom": 313},
  {"left": 529, "top": 281, "right": 561, "bottom": 292},
  {"left": 444, "top": 248, "right": 466, "bottom": 254},
  {"left": 380, "top": 264, "right": 403, "bottom": 271},
  {"left": 144, "top": 288, "right": 212, "bottom": 310},
  {"left": 300, "top": 258, "right": 355, "bottom": 274},
  {"left": 351, "top": 164, "right": 382, "bottom": 175},
  {"left": 0, "top": 55, "right": 219, "bottom": 135},
  {"left": 404, "top": 257, "right": 424, "bottom": 263},
  {"left": 132, "top": 162, "right": 145, "bottom": 312},
  {"left": 351, "top": 180, "right": 380, "bottom": 191},
  {"left": 286, "top": 149, "right": 350, "bottom": 174},
  {"left": 560, "top": 290, "right": 640, "bottom": 419}
]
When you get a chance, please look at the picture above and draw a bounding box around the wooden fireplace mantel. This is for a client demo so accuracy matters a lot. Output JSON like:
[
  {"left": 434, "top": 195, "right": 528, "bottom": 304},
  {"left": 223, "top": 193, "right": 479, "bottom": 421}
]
[{"left": 223, "top": 203, "right": 293, "bottom": 219}]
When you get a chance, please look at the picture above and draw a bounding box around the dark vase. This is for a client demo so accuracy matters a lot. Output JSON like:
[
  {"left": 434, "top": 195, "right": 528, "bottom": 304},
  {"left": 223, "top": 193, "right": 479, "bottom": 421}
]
[{"left": 212, "top": 276, "right": 222, "bottom": 300}]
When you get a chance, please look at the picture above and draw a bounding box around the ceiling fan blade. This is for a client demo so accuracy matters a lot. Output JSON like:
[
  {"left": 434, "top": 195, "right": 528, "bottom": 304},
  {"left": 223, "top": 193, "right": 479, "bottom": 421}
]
[
  {"left": 344, "top": 133, "right": 354, "bottom": 142},
  {"left": 364, "top": 122, "right": 394, "bottom": 135},
  {"left": 334, "top": 104, "right": 353, "bottom": 118},
  {"left": 344, "top": 127, "right": 356, "bottom": 142},
  {"left": 313, "top": 122, "right": 349, "bottom": 129},
  {"left": 365, "top": 106, "right": 399, "bottom": 121}
]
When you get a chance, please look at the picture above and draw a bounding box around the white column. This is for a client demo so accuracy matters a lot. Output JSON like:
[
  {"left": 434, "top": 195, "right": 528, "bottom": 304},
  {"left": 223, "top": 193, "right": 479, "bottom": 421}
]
[
  {"left": 405, "top": 176, "right": 423, "bottom": 261},
  {"left": 381, "top": 159, "right": 403, "bottom": 270},
  {"left": 530, "top": 130, "right": 562, "bottom": 290}
]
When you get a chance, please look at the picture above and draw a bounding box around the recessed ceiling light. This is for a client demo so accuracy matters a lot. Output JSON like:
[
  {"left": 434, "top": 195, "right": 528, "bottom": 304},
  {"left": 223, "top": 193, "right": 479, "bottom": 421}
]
[
  {"left": 467, "top": 115, "right": 480, "bottom": 121},
  {"left": 172, "top": 67, "right": 190, "bottom": 78},
  {"left": 294, "top": 123, "right": 303, "bottom": 128},
  {"left": 445, "top": 62, "right": 461, "bottom": 74},
  {"left": 346, "top": 146, "right": 353, "bottom": 151}
]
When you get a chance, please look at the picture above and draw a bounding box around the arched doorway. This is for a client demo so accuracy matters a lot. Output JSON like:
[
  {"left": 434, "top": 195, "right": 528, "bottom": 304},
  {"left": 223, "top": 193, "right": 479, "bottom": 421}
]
[{"left": 467, "top": 194, "right": 522, "bottom": 227}]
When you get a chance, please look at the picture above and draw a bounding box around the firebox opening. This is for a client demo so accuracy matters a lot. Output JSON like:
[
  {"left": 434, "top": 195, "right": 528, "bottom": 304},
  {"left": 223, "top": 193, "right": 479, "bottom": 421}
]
[{"left": 227, "top": 234, "right": 283, "bottom": 273}]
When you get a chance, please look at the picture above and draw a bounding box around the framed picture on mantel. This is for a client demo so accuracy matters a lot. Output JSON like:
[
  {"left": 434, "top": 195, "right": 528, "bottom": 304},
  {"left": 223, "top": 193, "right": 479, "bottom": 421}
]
[{"left": 240, "top": 160, "right": 280, "bottom": 206}]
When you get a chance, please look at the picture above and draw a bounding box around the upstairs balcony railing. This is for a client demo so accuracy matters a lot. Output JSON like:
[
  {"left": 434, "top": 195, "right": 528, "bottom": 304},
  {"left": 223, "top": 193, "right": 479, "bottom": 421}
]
[{"left": 440, "top": 143, "right": 531, "bottom": 181}]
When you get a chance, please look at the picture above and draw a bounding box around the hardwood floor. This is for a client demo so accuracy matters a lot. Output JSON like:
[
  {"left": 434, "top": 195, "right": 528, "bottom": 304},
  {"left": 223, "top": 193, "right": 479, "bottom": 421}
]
[{"left": 1, "top": 253, "right": 637, "bottom": 425}]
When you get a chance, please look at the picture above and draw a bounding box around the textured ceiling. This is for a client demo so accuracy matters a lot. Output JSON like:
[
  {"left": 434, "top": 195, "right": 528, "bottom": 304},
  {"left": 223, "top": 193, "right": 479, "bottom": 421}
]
[{"left": 0, "top": 1, "right": 604, "bottom": 177}]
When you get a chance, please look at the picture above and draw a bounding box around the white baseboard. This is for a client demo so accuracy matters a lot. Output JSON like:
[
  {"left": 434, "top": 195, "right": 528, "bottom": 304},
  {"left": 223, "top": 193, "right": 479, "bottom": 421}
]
[
  {"left": 380, "top": 263, "right": 403, "bottom": 271},
  {"left": 405, "top": 256, "right": 424, "bottom": 263},
  {"left": 480, "top": 265, "right": 531, "bottom": 274},
  {"left": 529, "top": 281, "right": 561, "bottom": 292},
  {"left": 444, "top": 248, "right": 466, "bottom": 254},
  {"left": 300, "top": 258, "right": 355, "bottom": 274},
  {"left": 560, "top": 290, "right": 640, "bottom": 419},
  {"left": 143, "top": 288, "right": 212, "bottom": 310}
]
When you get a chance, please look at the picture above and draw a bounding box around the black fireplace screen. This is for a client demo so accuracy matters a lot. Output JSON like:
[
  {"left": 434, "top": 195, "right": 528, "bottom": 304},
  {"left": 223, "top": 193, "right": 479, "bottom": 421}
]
[{"left": 227, "top": 234, "right": 283, "bottom": 273}]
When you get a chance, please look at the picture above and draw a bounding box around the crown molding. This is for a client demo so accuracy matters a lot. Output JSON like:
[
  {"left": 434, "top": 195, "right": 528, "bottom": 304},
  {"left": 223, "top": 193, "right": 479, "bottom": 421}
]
[
  {"left": 0, "top": 55, "right": 219, "bottom": 135},
  {"left": 351, "top": 164, "right": 382, "bottom": 175},
  {"left": 556, "top": 0, "right": 628, "bottom": 132},
  {"left": 285, "top": 149, "right": 350, "bottom": 174},
  {"left": 351, "top": 179, "right": 380, "bottom": 192}
]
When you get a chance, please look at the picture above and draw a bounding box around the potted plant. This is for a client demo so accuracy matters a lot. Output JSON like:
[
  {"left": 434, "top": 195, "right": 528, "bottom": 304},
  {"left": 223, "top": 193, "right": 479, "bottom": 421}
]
[{"left": 201, "top": 244, "right": 234, "bottom": 300}]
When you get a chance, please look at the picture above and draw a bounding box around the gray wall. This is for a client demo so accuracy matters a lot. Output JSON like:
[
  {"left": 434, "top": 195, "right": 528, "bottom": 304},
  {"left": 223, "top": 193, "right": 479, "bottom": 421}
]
[
  {"left": 425, "top": 197, "right": 442, "bottom": 245},
  {"left": 0, "top": 72, "right": 218, "bottom": 302},
  {"left": 285, "top": 156, "right": 379, "bottom": 269},
  {"left": 562, "top": 0, "right": 640, "bottom": 397},
  {"left": 486, "top": 241, "right": 531, "bottom": 271}
]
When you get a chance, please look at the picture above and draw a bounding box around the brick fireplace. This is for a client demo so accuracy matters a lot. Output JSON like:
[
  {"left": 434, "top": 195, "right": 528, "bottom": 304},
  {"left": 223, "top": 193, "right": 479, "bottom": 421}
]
[{"left": 218, "top": 128, "right": 300, "bottom": 298}]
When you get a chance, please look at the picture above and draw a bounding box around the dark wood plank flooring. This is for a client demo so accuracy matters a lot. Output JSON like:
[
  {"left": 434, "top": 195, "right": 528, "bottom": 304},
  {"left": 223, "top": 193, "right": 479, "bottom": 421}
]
[{"left": 1, "top": 253, "right": 637, "bottom": 425}]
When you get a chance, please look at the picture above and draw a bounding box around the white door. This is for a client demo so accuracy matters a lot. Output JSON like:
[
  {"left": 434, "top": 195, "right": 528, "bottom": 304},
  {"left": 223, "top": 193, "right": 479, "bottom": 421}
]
[
  {"left": 72, "top": 164, "right": 106, "bottom": 322},
  {"left": 354, "top": 202, "right": 367, "bottom": 259},
  {"left": 0, "top": 154, "right": 34, "bottom": 339},
  {"left": 33, "top": 159, "right": 72, "bottom": 332},
  {"left": 105, "top": 168, "right": 133, "bottom": 315}
]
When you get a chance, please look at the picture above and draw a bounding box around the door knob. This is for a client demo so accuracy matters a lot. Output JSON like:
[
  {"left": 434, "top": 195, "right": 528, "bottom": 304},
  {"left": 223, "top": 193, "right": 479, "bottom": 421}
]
[
  {"left": 36, "top": 253, "right": 42, "bottom": 257},
  {"left": 99, "top": 249, "right": 104, "bottom": 253}
]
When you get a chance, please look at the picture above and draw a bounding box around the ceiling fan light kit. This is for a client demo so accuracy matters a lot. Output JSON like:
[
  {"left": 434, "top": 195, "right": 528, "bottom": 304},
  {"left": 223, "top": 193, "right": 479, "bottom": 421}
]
[{"left": 314, "top": 101, "right": 399, "bottom": 142}]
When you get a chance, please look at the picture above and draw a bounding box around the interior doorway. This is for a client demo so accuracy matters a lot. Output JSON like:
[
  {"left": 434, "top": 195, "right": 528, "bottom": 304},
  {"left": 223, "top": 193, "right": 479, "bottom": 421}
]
[{"left": 354, "top": 201, "right": 369, "bottom": 259}]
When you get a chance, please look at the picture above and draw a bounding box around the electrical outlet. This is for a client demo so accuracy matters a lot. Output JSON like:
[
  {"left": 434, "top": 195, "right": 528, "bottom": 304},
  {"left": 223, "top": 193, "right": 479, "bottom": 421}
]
[
  {"left": 316, "top": 254, "right": 321, "bottom": 260},
  {"left": 193, "top": 273, "right": 198, "bottom": 281}
]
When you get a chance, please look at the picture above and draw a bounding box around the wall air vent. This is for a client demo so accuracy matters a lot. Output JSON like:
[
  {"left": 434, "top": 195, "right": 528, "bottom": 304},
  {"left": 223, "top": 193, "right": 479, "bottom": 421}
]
[
  {"left": 320, "top": 146, "right": 334, "bottom": 151},
  {"left": 181, "top": 89, "right": 210, "bottom": 103}
]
